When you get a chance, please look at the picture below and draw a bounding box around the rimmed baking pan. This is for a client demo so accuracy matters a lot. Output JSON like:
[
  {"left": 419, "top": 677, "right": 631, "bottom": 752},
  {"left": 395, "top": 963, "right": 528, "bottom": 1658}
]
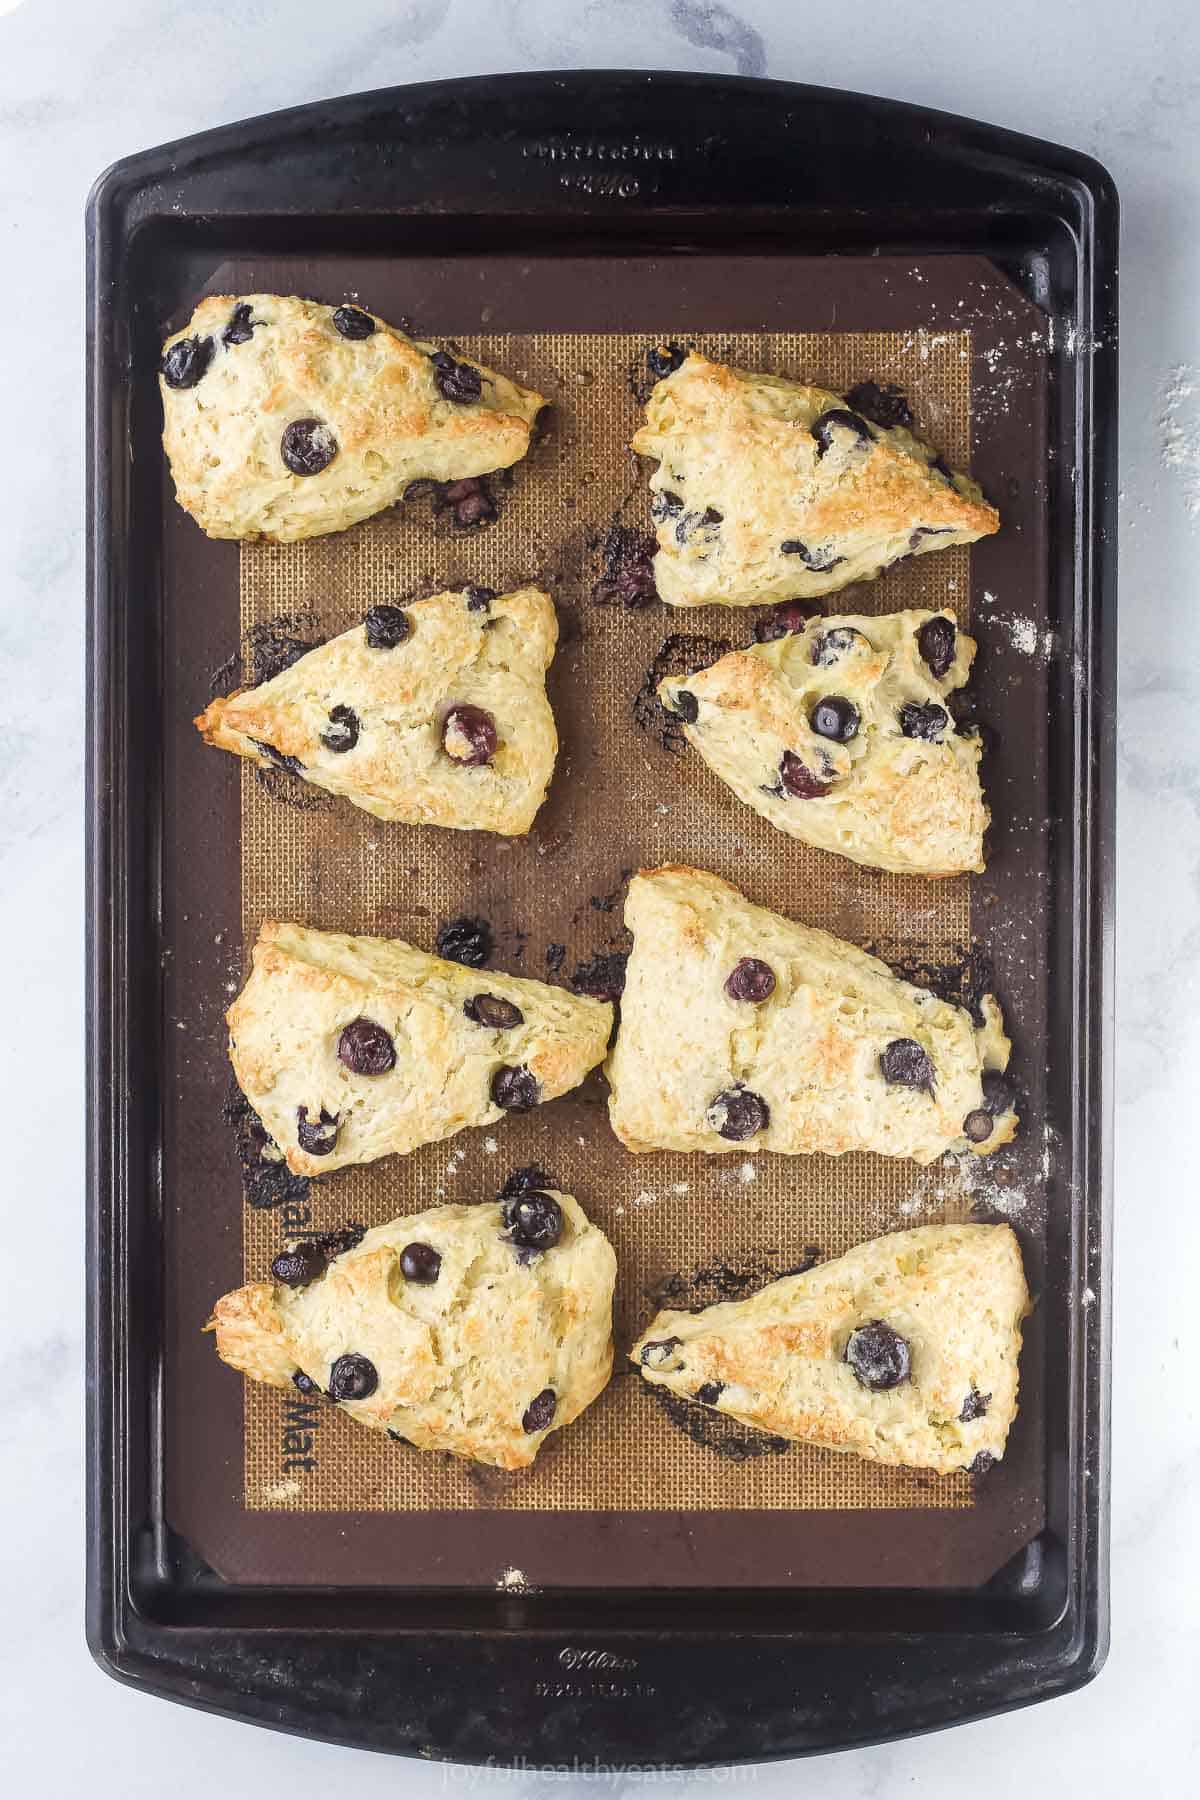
[{"left": 87, "top": 71, "right": 1116, "bottom": 1762}]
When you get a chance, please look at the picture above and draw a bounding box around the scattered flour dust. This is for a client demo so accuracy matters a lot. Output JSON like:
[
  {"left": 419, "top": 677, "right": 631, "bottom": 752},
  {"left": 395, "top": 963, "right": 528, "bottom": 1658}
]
[
  {"left": 738, "top": 1160, "right": 757, "bottom": 1185},
  {"left": 496, "top": 1567, "right": 539, "bottom": 1594},
  {"left": 260, "top": 1478, "right": 303, "bottom": 1503},
  {"left": 900, "top": 1152, "right": 1028, "bottom": 1220},
  {"left": 1160, "top": 366, "right": 1200, "bottom": 518}
]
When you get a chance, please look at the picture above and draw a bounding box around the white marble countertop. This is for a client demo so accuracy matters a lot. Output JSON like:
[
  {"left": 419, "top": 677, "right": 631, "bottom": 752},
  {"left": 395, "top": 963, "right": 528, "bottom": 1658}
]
[{"left": 3, "top": 0, "right": 1195, "bottom": 1790}]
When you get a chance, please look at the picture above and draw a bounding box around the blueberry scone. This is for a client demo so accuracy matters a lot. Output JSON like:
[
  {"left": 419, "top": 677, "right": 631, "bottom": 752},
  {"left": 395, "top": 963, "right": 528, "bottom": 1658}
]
[
  {"left": 207, "top": 1183, "right": 616, "bottom": 1470},
  {"left": 229, "top": 921, "right": 613, "bottom": 1177},
  {"left": 631, "top": 353, "right": 999, "bottom": 608},
  {"left": 659, "top": 607, "right": 986, "bottom": 876},
  {"left": 159, "top": 294, "right": 544, "bottom": 542},
  {"left": 632, "top": 1223, "right": 1029, "bottom": 1473},
  {"left": 196, "top": 586, "right": 557, "bottom": 836},
  {"left": 606, "top": 867, "right": 1016, "bottom": 1164}
]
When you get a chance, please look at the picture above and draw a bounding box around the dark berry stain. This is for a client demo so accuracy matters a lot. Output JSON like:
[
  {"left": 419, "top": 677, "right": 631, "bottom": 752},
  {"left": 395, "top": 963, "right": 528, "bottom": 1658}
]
[
  {"left": 592, "top": 525, "right": 659, "bottom": 609},
  {"left": 222, "top": 1086, "right": 310, "bottom": 1211},
  {"left": 633, "top": 633, "right": 731, "bottom": 753},
  {"left": 436, "top": 916, "right": 492, "bottom": 968},
  {"left": 845, "top": 380, "right": 914, "bottom": 431},
  {"left": 755, "top": 599, "right": 822, "bottom": 641}
]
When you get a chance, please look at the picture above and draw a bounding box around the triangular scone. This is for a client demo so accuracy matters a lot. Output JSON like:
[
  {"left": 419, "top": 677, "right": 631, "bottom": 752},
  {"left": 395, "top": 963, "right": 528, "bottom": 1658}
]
[
  {"left": 631, "top": 1223, "right": 1029, "bottom": 1474},
  {"left": 207, "top": 1190, "right": 616, "bottom": 1470},
  {"left": 195, "top": 587, "right": 557, "bottom": 836},
  {"left": 630, "top": 354, "right": 999, "bottom": 608},
  {"left": 606, "top": 868, "right": 1017, "bottom": 1164},
  {"left": 659, "top": 608, "right": 987, "bottom": 876},
  {"left": 229, "top": 921, "right": 613, "bottom": 1176},
  {"left": 160, "top": 294, "right": 544, "bottom": 542}
]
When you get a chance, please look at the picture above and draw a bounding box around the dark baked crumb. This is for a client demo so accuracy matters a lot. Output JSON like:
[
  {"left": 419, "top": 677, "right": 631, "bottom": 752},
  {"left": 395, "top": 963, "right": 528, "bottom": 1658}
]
[
  {"left": 647, "top": 1248, "right": 821, "bottom": 1313},
  {"left": 570, "top": 951, "right": 628, "bottom": 1002},
  {"left": 222, "top": 1083, "right": 310, "bottom": 1211},
  {"left": 313, "top": 1222, "right": 367, "bottom": 1259},
  {"left": 545, "top": 942, "right": 566, "bottom": 975},
  {"left": 591, "top": 525, "right": 659, "bottom": 609},
  {"left": 867, "top": 944, "right": 995, "bottom": 1028},
  {"left": 245, "top": 614, "right": 323, "bottom": 686},
  {"left": 648, "top": 1386, "right": 791, "bottom": 1463},
  {"left": 845, "top": 379, "right": 914, "bottom": 431},
  {"left": 589, "top": 871, "right": 633, "bottom": 915},
  {"left": 253, "top": 764, "right": 333, "bottom": 812},
  {"left": 435, "top": 915, "right": 493, "bottom": 968},
  {"left": 633, "top": 633, "right": 732, "bottom": 753}
]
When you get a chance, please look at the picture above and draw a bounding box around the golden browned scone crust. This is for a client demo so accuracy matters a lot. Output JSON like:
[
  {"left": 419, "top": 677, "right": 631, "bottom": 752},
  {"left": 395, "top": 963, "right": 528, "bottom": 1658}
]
[
  {"left": 606, "top": 868, "right": 1017, "bottom": 1164},
  {"left": 195, "top": 586, "right": 558, "bottom": 836},
  {"left": 659, "top": 608, "right": 987, "bottom": 876},
  {"left": 160, "top": 294, "right": 544, "bottom": 542},
  {"left": 630, "top": 354, "right": 999, "bottom": 608},
  {"left": 206, "top": 1192, "right": 616, "bottom": 1470},
  {"left": 631, "top": 1223, "right": 1029, "bottom": 1473},
  {"left": 229, "top": 921, "right": 613, "bottom": 1176}
]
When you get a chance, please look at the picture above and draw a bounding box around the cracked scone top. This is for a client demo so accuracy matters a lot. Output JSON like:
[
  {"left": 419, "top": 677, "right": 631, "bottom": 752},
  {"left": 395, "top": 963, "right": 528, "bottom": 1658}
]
[
  {"left": 630, "top": 354, "right": 999, "bottom": 608},
  {"left": 195, "top": 586, "right": 558, "bottom": 836},
  {"left": 631, "top": 1223, "right": 1030, "bottom": 1474},
  {"left": 228, "top": 921, "right": 613, "bottom": 1176},
  {"left": 207, "top": 1190, "right": 616, "bottom": 1470},
  {"left": 159, "top": 294, "right": 544, "bottom": 542},
  {"left": 658, "top": 607, "right": 987, "bottom": 876},
  {"left": 605, "top": 867, "right": 1017, "bottom": 1165}
]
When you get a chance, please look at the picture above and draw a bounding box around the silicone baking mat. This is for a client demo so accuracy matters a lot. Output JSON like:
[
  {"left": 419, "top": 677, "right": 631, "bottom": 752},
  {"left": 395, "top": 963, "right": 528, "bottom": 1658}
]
[{"left": 236, "top": 328, "right": 980, "bottom": 1516}]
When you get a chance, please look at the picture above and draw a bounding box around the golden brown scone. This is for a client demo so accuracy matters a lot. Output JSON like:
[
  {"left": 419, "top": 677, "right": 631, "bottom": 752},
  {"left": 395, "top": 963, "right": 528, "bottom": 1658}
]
[
  {"left": 606, "top": 867, "right": 1017, "bottom": 1164},
  {"left": 630, "top": 354, "right": 999, "bottom": 608},
  {"left": 195, "top": 586, "right": 557, "bottom": 837},
  {"left": 159, "top": 294, "right": 544, "bottom": 542},
  {"left": 229, "top": 921, "right": 613, "bottom": 1177},
  {"left": 631, "top": 1223, "right": 1029, "bottom": 1473},
  {"left": 207, "top": 1189, "right": 616, "bottom": 1470},
  {"left": 659, "top": 607, "right": 987, "bottom": 876}
]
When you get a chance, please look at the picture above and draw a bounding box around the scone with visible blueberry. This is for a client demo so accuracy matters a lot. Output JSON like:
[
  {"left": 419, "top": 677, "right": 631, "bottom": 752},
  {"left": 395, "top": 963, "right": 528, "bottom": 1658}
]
[
  {"left": 159, "top": 294, "right": 544, "bottom": 542},
  {"left": 207, "top": 1182, "right": 616, "bottom": 1470},
  {"left": 631, "top": 352, "right": 998, "bottom": 608},
  {"left": 606, "top": 867, "right": 1016, "bottom": 1164},
  {"left": 229, "top": 921, "right": 613, "bottom": 1177},
  {"left": 632, "top": 1222, "right": 1029, "bottom": 1473},
  {"left": 196, "top": 586, "right": 557, "bottom": 837},
  {"left": 659, "top": 607, "right": 987, "bottom": 876}
]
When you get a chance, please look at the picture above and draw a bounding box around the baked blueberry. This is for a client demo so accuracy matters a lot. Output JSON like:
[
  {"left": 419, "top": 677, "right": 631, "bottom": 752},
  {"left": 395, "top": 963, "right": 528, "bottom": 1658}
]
[
  {"left": 706, "top": 1086, "right": 770, "bottom": 1141},
  {"left": 755, "top": 599, "right": 822, "bottom": 641},
  {"left": 667, "top": 688, "right": 699, "bottom": 723},
  {"left": 464, "top": 993, "right": 524, "bottom": 1030},
  {"left": 440, "top": 476, "right": 496, "bottom": 528},
  {"left": 337, "top": 1018, "right": 396, "bottom": 1076},
  {"left": 442, "top": 703, "right": 498, "bottom": 766},
  {"left": 491, "top": 1066, "right": 540, "bottom": 1111},
  {"left": 916, "top": 615, "right": 957, "bottom": 679},
  {"left": 879, "top": 1038, "right": 935, "bottom": 1093},
  {"left": 252, "top": 738, "right": 305, "bottom": 775},
  {"left": 320, "top": 704, "right": 360, "bottom": 753},
  {"left": 292, "top": 1370, "right": 321, "bottom": 1395},
  {"left": 812, "top": 408, "right": 874, "bottom": 458},
  {"left": 281, "top": 418, "right": 338, "bottom": 476},
  {"left": 501, "top": 1189, "right": 563, "bottom": 1251},
  {"left": 465, "top": 586, "right": 497, "bottom": 612},
  {"left": 967, "top": 1450, "right": 996, "bottom": 1474},
  {"left": 399, "top": 1242, "right": 442, "bottom": 1284},
  {"left": 695, "top": 1382, "right": 725, "bottom": 1406},
  {"left": 160, "top": 334, "right": 214, "bottom": 389},
  {"left": 845, "top": 1319, "right": 911, "bottom": 1391},
  {"left": 296, "top": 1105, "right": 339, "bottom": 1155},
  {"left": 430, "top": 349, "right": 482, "bottom": 403},
  {"left": 811, "top": 626, "right": 869, "bottom": 667},
  {"left": 647, "top": 341, "right": 686, "bottom": 379},
  {"left": 963, "top": 1108, "right": 995, "bottom": 1143},
  {"left": 271, "top": 1241, "right": 327, "bottom": 1288},
  {"left": 364, "top": 604, "right": 411, "bottom": 649},
  {"left": 327, "top": 1352, "right": 379, "bottom": 1402},
  {"left": 959, "top": 1388, "right": 991, "bottom": 1422},
  {"left": 332, "top": 304, "right": 376, "bottom": 340},
  {"left": 981, "top": 1071, "right": 1015, "bottom": 1116},
  {"left": 898, "top": 701, "right": 948, "bottom": 742},
  {"left": 436, "top": 916, "right": 492, "bottom": 968},
  {"left": 810, "top": 695, "right": 860, "bottom": 742},
  {"left": 779, "top": 538, "right": 844, "bottom": 572},
  {"left": 778, "top": 750, "right": 832, "bottom": 799},
  {"left": 844, "top": 380, "right": 914, "bottom": 431},
  {"left": 639, "top": 1336, "right": 682, "bottom": 1370},
  {"left": 724, "top": 957, "right": 776, "bottom": 1003},
  {"left": 651, "top": 489, "right": 685, "bottom": 522},
  {"left": 222, "top": 303, "right": 257, "bottom": 346},
  {"left": 522, "top": 1388, "right": 557, "bottom": 1433}
]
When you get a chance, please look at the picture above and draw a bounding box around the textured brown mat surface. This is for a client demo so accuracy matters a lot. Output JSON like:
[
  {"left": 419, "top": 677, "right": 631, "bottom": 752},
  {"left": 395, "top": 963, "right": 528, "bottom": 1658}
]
[{"left": 238, "top": 328, "right": 978, "bottom": 1514}]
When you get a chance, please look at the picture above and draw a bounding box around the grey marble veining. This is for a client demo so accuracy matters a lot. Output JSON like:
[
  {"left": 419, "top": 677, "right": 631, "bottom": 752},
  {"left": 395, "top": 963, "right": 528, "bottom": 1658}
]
[{"left": 2, "top": 0, "right": 1196, "bottom": 1791}]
